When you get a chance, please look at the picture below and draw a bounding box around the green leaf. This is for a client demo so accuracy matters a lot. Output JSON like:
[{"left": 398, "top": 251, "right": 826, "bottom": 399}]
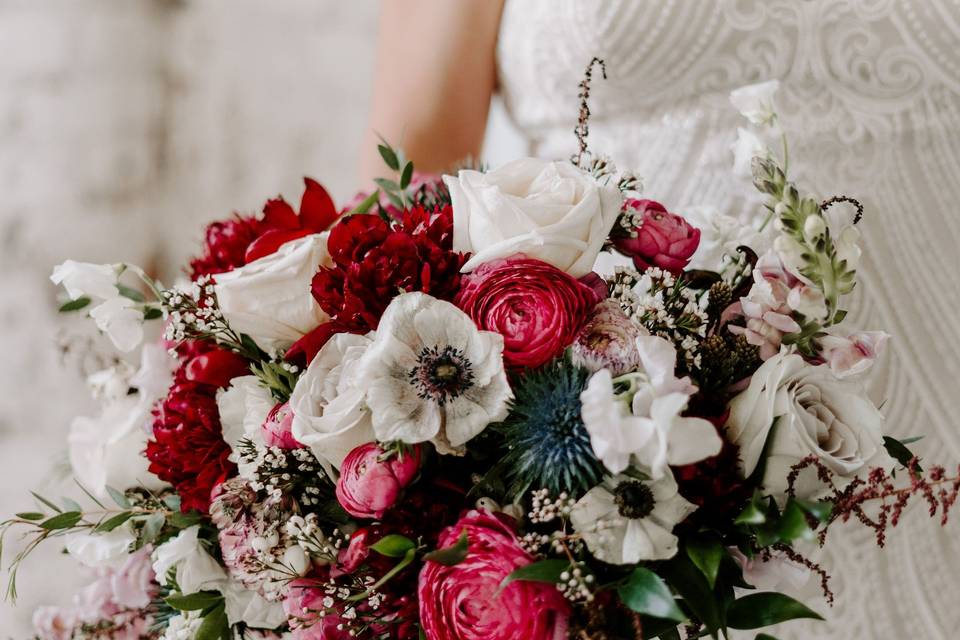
[
  {"left": 143, "top": 307, "right": 164, "bottom": 321},
  {"left": 618, "top": 567, "right": 686, "bottom": 622},
  {"left": 374, "top": 177, "right": 401, "bottom": 194},
  {"left": 661, "top": 555, "right": 723, "bottom": 636},
  {"left": 370, "top": 534, "right": 416, "bottom": 558},
  {"left": 169, "top": 510, "right": 204, "bottom": 529},
  {"left": 195, "top": 602, "right": 229, "bottom": 640},
  {"left": 59, "top": 296, "right": 91, "bottom": 312},
  {"left": 62, "top": 497, "right": 82, "bottom": 512},
  {"left": 756, "top": 635, "right": 780, "bottom": 640},
  {"left": 106, "top": 486, "right": 131, "bottom": 509},
  {"left": 400, "top": 161, "right": 414, "bottom": 190},
  {"left": 40, "top": 511, "right": 82, "bottom": 530},
  {"left": 831, "top": 309, "right": 847, "bottom": 324},
  {"left": 95, "top": 511, "right": 134, "bottom": 532},
  {"left": 346, "top": 189, "right": 380, "bottom": 216},
  {"left": 686, "top": 536, "right": 725, "bottom": 589},
  {"left": 163, "top": 495, "right": 181, "bottom": 511},
  {"left": 794, "top": 498, "right": 832, "bottom": 523},
  {"left": 165, "top": 590, "right": 224, "bottom": 611},
  {"left": 31, "top": 492, "right": 62, "bottom": 513},
  {"left": 15, "top": 512, "right": 45, "bottom": 521},
  {"left": 883, "top": 436, "right": 922, "bottom": 472},
  {"left": 116, "top": 284, "right": 146, "bottom": 302},
  {"left": 139, "top": 512, "right": 166, "bottom": 546},
  {"left": 776, "top": 500, "right": 815, "bottom": 544},
  {"left": 378, "top": 144, "right": 400, "bottom": 171},
  {"left": 726, "top": 592, "right": 823, "bottom": 629},
  {"left": 735, "top": 499, "right": 767, "bottom": 526},
  {"left": 500, "top": 559, "right": 569, "bottom": 590},
  {"left": 423, "top": 530, "right": 469, "bottom": 566}
]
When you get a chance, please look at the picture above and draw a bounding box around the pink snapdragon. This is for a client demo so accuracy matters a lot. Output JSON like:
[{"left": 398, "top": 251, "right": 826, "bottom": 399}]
[{"left": 818, "top": 330, "right": 890, "bottom": 378}]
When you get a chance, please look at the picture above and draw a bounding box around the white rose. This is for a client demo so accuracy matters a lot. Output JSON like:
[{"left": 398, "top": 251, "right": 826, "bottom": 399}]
[
  {"left": 68, "top": 392, "right": 165, "bottom": 499},
  {"left": 152, "top": 525, "right": 227, "bottom": 594},
  {"left": 444, "top": 158, "right": 623, "bottom": 277},
  {"left": 214, "top": 234, "right": 332, "bottom": 353},
  {"left": 290, "top": 332, "right": 375, "bottom": 469},
  {"left": 217, "top": 375, "right": 275, "bottom": 450},
  {"left": 50, "top": 260, "right": 119, "bottom": 300},
  {"left": 730, "top": 80, "right": 780, "bottom": 126},
  {"left": 726, "top": 352, "right": 890, "bottom": 497}
]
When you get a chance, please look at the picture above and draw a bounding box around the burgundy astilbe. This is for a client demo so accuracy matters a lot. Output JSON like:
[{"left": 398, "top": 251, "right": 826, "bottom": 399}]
[{"left": 787, "top": 455, "right": 960, "bottom": 548}]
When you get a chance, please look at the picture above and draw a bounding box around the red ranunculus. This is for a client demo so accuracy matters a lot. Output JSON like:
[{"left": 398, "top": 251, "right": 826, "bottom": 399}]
[
  {"left": 189, "top": 178, "right": 340, "bottom": 280},
  {"left": 336, "top": 443, "right": 422, "bottom": 520},
  {"left": 614, "top": 199, "right": 700, "bottom": 274},
  {"left": 146, "top": 346, "right": 243, "bottom": 513},
  {"left": 418, "top": 510, "right": 569, "bottom": 640},
  {"left": 454, "top": 255, "right": 602, "bottom": 369},
  {"left": 288, "top": 206, "right": 468, "bottom": 364}
]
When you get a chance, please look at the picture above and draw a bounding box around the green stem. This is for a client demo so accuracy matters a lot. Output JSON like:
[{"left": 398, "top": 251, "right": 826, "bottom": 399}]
[{"left": 346, "top": 547, "right": 417, "bottom": 602}]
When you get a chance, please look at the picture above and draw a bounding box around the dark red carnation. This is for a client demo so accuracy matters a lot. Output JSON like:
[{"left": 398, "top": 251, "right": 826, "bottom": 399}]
[
  {"left": 289, "top": 206, "right": 468, "bottom": 364},
  {"left": 189, "top": 178, "right": 340, "bottom": 280},
  {"left": 146, "top": 346, "right": 242, "bottom": 513}
]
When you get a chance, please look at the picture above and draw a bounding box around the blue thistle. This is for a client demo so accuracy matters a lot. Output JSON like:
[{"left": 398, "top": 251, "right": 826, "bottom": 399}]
[{"left": 497, "top": 360, "right": 604, "bottom": 499}]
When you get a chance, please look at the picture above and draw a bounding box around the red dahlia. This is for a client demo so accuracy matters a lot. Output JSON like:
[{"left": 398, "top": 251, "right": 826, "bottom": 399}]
[
  {"left": 189, "top": 177, "right": 340, "bottom": 280},
  {"left": 287, "top": 206, "right": 468, "bottom": 363},
  {"left": 146, "top": 345, "right": 247, "bottom": 513}
]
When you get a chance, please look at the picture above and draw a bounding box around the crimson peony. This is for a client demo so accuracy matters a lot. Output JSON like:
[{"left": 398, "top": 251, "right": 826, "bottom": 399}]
[
  {"left": 418, "top": 509, "right": 569, "bottom": 640},
  {"left": 189, "top": 178, "right": 340, "bottom": 280},
  {"left": 454, "top": 255, "right": 601, "bottom": 369}
]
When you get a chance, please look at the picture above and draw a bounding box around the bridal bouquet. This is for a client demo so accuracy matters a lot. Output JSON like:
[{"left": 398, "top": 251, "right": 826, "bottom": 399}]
[{"left": 6, "top": 66, "right": 959, "bottom": 640}]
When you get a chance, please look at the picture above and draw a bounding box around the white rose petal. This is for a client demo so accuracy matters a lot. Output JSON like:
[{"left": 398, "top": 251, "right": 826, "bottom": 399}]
[
  {"left": 65, "top": 527, "right": 136, "bottom": 569},
  {"left": 726, "top": 352, "right": 891, "bottom": 497},
  {"left": 290, "top": 332, "right": 376, "bottom": 469},
  {"left": 214, "top": 234, "right": 332, "bottom": 353},
  {"left": 445, "top": 158, "right": 623, "bottom": 277},
  {"left": 731, "top": 127, "right": 769, "bottom": 177}
]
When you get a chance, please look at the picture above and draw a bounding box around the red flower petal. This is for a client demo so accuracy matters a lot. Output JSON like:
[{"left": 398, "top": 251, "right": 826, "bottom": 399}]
[{"left": 299, "top": 177, "right": 340, "bottom": 231}]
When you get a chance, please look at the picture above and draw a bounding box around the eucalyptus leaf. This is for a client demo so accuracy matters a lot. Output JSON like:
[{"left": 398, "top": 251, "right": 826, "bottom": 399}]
[
  {"left": 61, "top": 497, "right": 82, "bottom": 513},
  {"left": 31, "top": 492, "right": 62, "bottom": 513},
  {"left": 40, "top": 511, "right": 82, "bottom": 530},
  {"left": 106, "top": 486, "right": 130, "bottom": 509},
  {"left": 370, "top": 534, "right": 416, "bottom": 558},
  {"left": 116, "top": 284, "right": 146, "bottom": 302},
  {"left": 726, "top": 592, "right": 823, "bottom": 629},
  {"left": 58, "top": 296, "right": 91, "bottom": 312},
  {"left": 139, "top": 512, "right": 166, "bottom": 546},
  {"left": 15, "top": 512, "right": 45, "bottom": 521},
  {"left": 618, "top": 567, "right": 686, "bottom": 622},
  {"left": 346, "top": 189, "right": 381, "bottom": 216},
  {"left": 378, "top": 144, "right": 400, "bottom": 171},
  {"left": 400, "top": 161, "right": 414, "bottom": 190},
  {"left": 95, "top": 511, "right": 134, "bottom": 533},
  {"left": 374, "top": 178, "right": 401, "bottom": 193}
]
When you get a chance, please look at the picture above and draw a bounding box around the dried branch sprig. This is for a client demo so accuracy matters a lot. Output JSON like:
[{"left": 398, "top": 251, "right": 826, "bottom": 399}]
[
  {"left": 572, "top": 57, "right": 607, "bottom": 168},
  {"left": 786, "top": 456, "right": 960, "bottom": 548},
  {"left": 767, "top": 543, "right": 835, "bottom": 606}
]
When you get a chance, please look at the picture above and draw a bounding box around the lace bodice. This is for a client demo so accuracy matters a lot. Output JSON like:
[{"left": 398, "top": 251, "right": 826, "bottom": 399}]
[{"left": 497, "top": 1, "right": 960, "bottom": 638}]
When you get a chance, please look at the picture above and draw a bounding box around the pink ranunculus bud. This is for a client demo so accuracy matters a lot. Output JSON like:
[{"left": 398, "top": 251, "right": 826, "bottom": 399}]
[
  {"left": 614, "top": 199, "right": 701, "bottom": 274},
  {"left": 418, "top": 509, "right": 570, "bottom": 640},
  {"left": 571, "top": 300, "right": 646, "bottom": 376},
  {"left": 335, "top": 443, "right": 422, "bottom": 519},
  {"left": 818, "top": 331, "right": 890, "bottom": 378},
  {"left": 261, "top": 402, "right": 305, "bottom": 450}
]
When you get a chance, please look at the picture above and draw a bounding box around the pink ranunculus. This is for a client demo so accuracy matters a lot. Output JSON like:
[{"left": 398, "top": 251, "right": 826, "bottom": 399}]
[
  {"left": 818, "top": 330, "right": 889, "bottom": 378},
  {"left": 262, "top": 402, "right": 305, "bottom": 449},
  {"left": 454, "top": 255, "right": 602, "bottom": 370},
  {"left": 614, "top": 199, "right": 701, "bottom": 274},
  {"left": 335, "top": 443, "right": 422, "bottom": 520},
  {"left": 283, "top": 578, "right": 353, "bottom": 640},
  {"left": 418, "top": 509, "right": 569, "bottom": 640}
]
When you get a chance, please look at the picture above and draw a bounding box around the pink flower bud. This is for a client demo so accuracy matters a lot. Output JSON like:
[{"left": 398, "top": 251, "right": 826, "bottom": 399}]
[
  {"left": 335, "top": 443, "right": 422, "bottom": 519},
  {"left": 614, "top": 199, "right": 701, "bottom": 274},
  {"left": 261, "top": 402, "right": 304, "bottom": 450}
]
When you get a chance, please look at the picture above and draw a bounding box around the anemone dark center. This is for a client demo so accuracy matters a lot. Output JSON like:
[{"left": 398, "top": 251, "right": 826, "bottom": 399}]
[
  {"left": 409, "top": 345, "right": 475, "bottom": 406},
  {"left": 613, "top": 480, "right": 656, "bottom": 519}
]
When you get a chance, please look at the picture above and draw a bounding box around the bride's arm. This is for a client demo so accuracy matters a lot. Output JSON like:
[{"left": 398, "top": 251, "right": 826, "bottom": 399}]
[{"left": 359, "top": 0, "right": 505, "bottom": 183}]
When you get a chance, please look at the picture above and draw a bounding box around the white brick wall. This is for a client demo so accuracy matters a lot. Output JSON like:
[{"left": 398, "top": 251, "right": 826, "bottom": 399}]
[{"left": 0, "top": 2, "right": 379, "bottom": 634}]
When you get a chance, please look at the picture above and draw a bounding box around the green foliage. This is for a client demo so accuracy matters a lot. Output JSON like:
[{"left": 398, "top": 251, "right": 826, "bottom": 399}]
[
  {"left": 370, "top": 534, "right": 417, "bottom": 558},
  {"left": 422, "top": 530, "right": 469, "bottom": 566},
  {"left": 165, "top": 590, "right": 224, "bottom": 611},
  {"left": 726, "top": 592, "right": 823, "bottom": 629},
  {"left": 883, "top": 435, "right": 923, "bottom": 473},
  {"left": 735, "top": 492, "right": 831, "bottom": 547},
  {"left": 617, "top": 567, "right": 686, "bottom": 622},
  {"left": 250, "top": 359, "right": 298, "bottom": 402},
  {"left": 686, "top": 534, "right": 725, "bottom": 589},
  {"left": 500, "top": 559, "right": 570, "bottom": 590},
  {"left": 58, "top": 296, "right": 91, "bottom": 312}
]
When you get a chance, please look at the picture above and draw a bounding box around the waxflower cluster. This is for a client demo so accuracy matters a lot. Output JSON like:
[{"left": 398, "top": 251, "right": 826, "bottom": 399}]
[{"left": 14, "top": 74, "right": 956, "bottom": 640}]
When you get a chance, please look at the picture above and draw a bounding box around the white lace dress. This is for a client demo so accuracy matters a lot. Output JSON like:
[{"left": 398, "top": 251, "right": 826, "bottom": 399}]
[{"left": 497, "top": 1, "right": 960, "bottom": 638}]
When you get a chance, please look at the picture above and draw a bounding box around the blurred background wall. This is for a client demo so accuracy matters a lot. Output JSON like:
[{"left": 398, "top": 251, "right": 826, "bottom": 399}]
[{"left": 0, "top": 1, "right": 398, "bottom": 634}]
